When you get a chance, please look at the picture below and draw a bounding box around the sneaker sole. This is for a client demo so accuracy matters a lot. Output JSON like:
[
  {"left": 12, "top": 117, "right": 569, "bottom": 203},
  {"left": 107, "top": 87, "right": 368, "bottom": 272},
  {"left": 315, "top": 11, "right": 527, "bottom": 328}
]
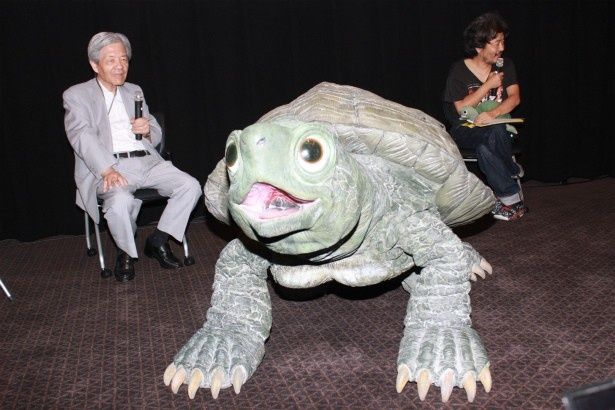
[{"left": 492, "top": 210, "right": 525, "bottom": 221}]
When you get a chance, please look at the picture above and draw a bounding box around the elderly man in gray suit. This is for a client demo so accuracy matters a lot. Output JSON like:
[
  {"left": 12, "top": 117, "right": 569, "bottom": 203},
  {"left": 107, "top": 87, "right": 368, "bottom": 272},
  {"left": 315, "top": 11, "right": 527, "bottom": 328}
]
[{"left": 63, "top": 32, "right": 201, "bottom": 282}]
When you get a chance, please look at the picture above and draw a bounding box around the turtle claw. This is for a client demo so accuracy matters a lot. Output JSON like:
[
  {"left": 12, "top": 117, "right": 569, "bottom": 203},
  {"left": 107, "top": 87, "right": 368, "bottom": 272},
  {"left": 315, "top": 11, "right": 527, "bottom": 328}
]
[
  {"left": 188, "top": 368, "right": 204, "bottom": 399},
  {"left": 395, "top": 366, "right": 432, "bottom": 401},
  {"left": 416, "top": 369, "right": 431, "bottom": 401},
  {"left": 480, "top": 259, "right": 493, "bottom": 274},
  {"left": 163, "top": 363, "right": 176, "bottom": 386},
  {"left": 164, "top": 362, "right": 248, "bottom": 399},
  {"left": 471, "top": 264, "right": 486, "bottom": 279},
  {"left": 471, "top": 259, "right": 492, "bottom": 280},
  {"left": 462, "top": 372, "right": 477, "bottom": 402},
  {"left": 440, "top": 369, "right": 454, "bottom": 402},
  {"left": 171, "top": 367, "right": 187, "bottom": 394},
  {"left": 478, "top": 366, "right": 492, "bottom": 392},
  {"left": 210, "top": 367, "right": 224, "bottom": 399},
  {"left": 462, "top": 243, "right": 492, "bottom": 281},
  {"left": 232, "top": 366, "right": 246, "bottom": 394},
  {"left": 398, "top": 367, "right": 481, "bottom": 402},
  {"left": 396, "top": 365, "right": 410, "bottom": 393}
]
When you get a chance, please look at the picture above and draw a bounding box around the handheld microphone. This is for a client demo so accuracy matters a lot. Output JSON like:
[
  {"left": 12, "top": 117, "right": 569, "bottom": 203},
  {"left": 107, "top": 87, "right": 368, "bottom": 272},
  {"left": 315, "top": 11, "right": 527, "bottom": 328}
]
[
  {"left": 134, "top": 91, "right": 144, "bottom": 140},
  {"left": 489, "top": 58, "right": 504, "bottom": 99}
]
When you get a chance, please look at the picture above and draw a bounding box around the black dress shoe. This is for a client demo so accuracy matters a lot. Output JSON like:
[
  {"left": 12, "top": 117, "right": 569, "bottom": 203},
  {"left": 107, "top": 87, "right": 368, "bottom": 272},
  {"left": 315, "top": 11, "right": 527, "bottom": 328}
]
[
  {"left": 114, "top": 252, "right": 135, "bottom": 282},
  {"left": 144, "top": 239, "right": 182, "bottom": 269}
]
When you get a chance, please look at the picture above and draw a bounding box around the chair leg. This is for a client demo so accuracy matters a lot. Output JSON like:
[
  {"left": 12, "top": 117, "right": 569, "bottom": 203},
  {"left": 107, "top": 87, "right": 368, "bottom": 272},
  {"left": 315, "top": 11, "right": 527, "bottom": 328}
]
[
  {"left": 93, "top": 220, "right": 113, "bottom": 278},
  {"left": 516, "top": 178, "right": 524, "bottom": 201},
  {"left": 85, "top": 212, "right": 97, "bottom": 257},
  {"left": 0, "top": 277, "right": 13, "bottom": 301},
  {"left": 85, "top": 210, "right": 112, "bottom": 278},
  {"left": 182, "top": 234, "right": 195, "bottom": 266},
  {"left": 512, "top": 154, "right": 525, "bottom": 202}
]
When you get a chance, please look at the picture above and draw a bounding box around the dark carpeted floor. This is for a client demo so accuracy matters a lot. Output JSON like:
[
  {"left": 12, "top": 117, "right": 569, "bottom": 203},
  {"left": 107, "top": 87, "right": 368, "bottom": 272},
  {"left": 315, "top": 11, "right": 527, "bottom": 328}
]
[{"left": 1, "top": 177, "right": 614, "bottom": 409}]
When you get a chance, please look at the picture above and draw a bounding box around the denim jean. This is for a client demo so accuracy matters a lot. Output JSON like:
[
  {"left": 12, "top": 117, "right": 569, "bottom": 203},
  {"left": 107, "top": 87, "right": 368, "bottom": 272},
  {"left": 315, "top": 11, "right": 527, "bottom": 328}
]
[{"left": 450, "top": 124, "right": 520, "bottom": 198}]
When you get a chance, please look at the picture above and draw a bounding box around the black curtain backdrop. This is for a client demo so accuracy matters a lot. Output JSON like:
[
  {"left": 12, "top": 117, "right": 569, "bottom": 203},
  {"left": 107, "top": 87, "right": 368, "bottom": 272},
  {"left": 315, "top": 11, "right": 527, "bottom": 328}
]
[{"left": 1, "top": 0, "right": 613, "bottom": 241}]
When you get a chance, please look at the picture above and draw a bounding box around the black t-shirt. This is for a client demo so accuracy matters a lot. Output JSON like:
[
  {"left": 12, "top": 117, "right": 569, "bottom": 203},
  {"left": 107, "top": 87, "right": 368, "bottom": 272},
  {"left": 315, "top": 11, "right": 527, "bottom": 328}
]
[{"left": 442, "top": 57, "right": 518, "bottom": 128}]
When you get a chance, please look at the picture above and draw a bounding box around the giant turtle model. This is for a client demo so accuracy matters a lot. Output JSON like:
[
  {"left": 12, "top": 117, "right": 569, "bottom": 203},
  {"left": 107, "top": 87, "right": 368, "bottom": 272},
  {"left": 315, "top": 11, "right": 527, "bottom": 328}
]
[{"left": 163, "top": 82, "right": 496, "bottom": 403}]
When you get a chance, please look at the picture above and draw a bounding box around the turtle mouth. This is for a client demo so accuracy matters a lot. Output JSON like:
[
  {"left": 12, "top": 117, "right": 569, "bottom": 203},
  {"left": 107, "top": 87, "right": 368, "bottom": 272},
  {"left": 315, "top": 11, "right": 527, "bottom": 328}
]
[{"left": 238, "top": 182, "right": 315, "bottom": 220}]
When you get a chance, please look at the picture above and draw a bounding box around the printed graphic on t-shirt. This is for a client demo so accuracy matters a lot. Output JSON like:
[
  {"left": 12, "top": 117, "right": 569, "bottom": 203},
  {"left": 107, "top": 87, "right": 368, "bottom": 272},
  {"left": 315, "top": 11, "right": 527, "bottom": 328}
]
[{"left": 468, "top": 83, "right": 503, "bottom": 103}]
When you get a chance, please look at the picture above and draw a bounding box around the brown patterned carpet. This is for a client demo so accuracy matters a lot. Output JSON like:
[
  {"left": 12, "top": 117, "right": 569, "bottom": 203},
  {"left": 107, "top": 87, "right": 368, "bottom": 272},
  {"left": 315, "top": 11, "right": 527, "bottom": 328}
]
[{"left": 1, "top": 177, "right": 614, "bottom": 409}]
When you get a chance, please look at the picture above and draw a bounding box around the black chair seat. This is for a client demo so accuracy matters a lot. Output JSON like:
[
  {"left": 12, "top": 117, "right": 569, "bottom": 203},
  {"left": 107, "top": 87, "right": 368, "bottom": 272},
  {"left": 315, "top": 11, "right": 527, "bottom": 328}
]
[
  {"left": 96, "top": 189, "right": 167, "bottom": 207},
  {"left": 134, "top": 188, "right": 165, "bottom": 203}
]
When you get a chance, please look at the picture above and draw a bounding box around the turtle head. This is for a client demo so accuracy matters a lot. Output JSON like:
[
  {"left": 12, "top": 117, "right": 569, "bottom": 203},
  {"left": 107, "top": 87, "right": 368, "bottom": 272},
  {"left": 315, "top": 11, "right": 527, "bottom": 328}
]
[
  {"left": 459, "top": 106, "right": 479, "bottom": 121},
  {"left": 224, "top": 120, "right": 366, "bottom": 256}
]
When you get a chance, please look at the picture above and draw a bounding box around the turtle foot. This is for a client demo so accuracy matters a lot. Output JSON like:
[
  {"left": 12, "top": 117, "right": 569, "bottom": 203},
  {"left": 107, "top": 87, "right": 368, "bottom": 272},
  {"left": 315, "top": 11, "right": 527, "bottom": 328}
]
[
  {"left": 470, "top": 258, "right": 492, "bottom": 282},
  {"left": 163, "top": 327, "right": 264, "bottom": 399},
  {"left": 396, "top": 326, "right": 491, "bottom": 402},
  {"left": 462, "top": 243, "right": 492, "bottom": 282}
]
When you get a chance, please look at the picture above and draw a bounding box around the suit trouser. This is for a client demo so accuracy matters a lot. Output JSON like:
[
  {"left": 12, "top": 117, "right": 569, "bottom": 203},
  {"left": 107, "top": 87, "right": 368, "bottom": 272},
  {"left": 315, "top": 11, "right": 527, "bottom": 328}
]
[{"left": 97, "top": 153, "right": 201, "bottom": 258}]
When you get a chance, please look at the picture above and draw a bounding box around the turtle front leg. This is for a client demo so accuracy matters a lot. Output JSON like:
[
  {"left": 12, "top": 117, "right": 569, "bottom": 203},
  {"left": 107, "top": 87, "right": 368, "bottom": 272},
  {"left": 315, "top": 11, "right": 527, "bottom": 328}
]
[
  {"left": 163, "top": 239, "right": 271, "bottom": 399},
  {"left": 396, "top": 212, "right": 491, "bottom": 403}
]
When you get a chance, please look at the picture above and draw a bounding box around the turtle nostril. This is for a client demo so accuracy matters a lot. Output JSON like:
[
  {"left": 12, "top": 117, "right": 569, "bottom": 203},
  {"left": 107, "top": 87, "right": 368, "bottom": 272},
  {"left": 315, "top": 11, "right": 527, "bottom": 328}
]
[{"left": 256, "top": 137, "right": 266, "bottom": 146}]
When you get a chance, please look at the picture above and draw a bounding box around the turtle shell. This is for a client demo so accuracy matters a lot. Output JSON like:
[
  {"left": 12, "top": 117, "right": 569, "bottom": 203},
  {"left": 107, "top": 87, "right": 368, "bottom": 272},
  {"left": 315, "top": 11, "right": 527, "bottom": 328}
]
[
  {"left": 205, "top": 82, "right": 495, "bottom": 227},
  {"left": 257, "top": 82, "right": 494, "bottom": 226}
]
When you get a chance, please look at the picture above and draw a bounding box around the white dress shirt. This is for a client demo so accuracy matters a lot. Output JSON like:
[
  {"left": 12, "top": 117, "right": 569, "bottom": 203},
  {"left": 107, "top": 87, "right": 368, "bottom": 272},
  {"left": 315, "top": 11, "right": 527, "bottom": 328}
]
[{"left": 99, "top": 81, "right": 145, "bottom": 153}]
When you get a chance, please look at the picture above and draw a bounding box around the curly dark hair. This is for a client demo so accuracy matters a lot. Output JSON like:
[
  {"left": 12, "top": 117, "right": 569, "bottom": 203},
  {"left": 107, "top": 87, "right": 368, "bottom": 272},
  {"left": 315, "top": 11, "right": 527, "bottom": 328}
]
[{"left": 463, "top": 12, "right": 509, "bottom": 57}]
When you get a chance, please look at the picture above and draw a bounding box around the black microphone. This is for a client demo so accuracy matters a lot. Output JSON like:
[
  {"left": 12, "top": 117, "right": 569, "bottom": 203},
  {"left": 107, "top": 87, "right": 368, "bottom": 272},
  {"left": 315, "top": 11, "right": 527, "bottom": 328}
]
[
  {"left": 134, "top": 91, "right": 144, "bottom": 140},
  {"left": 489, "top": 58, "right": 504, "bottom": 99}
]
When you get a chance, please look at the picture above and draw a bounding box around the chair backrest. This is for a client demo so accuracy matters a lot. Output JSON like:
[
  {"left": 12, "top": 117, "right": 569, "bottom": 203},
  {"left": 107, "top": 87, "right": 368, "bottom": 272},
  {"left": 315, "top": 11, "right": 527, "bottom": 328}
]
[{"left": 152, "top": 111, "right": 165, "bottom": 154}]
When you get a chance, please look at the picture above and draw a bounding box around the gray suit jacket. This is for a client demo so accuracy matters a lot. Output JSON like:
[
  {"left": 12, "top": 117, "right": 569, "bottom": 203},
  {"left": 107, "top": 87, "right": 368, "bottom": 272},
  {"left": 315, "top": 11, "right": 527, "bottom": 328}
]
[{"left": 63, "top": 78, "right": 162, "bottom": 223}]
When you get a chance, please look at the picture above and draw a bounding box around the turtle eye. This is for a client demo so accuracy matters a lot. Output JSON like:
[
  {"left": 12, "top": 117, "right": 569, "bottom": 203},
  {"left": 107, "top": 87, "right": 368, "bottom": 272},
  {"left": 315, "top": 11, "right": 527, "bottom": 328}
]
[
  {"left": 300, "top": 138, "right": 323, "bottom": 163},
  {"left": 225, "top": 142, "right": 239, "bottom": 173},
  {"left": 297, "top": 135, "right": 329, "bottom": 173}
]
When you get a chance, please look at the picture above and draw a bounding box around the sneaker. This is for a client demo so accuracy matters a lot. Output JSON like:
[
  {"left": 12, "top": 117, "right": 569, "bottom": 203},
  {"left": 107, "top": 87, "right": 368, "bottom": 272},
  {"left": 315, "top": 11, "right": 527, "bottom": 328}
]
[
  {"left": 492, "top": 200, "right": 526, "bottom": 221},
  {"left": 491, "top": 199, "right": 504, "bottom": 215}
]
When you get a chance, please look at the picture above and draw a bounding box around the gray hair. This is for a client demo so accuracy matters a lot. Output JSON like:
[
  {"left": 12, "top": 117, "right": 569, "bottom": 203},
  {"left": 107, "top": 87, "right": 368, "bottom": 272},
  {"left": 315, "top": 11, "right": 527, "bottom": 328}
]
[{"left": 87, "top": 32, "right": 132, "bottom": 63}]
